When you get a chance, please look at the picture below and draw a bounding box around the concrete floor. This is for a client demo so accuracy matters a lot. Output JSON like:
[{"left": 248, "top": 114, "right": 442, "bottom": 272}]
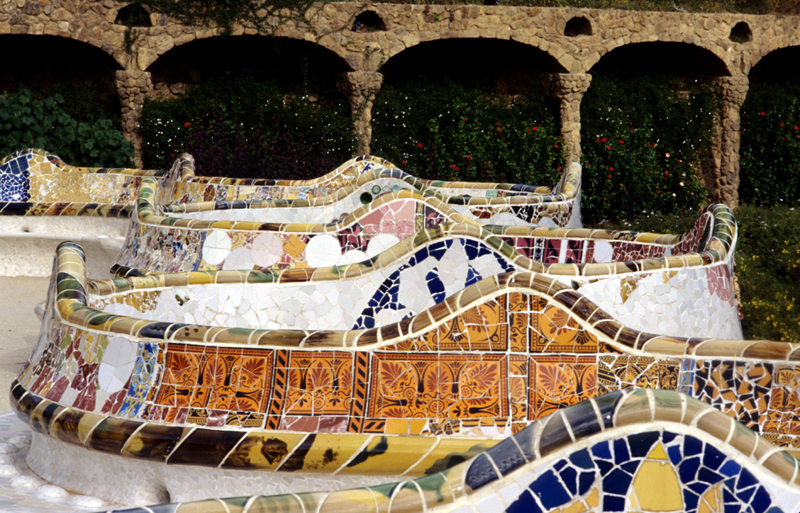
[{"left": 0, "top": 276, "right": 50, "bottom": 414}]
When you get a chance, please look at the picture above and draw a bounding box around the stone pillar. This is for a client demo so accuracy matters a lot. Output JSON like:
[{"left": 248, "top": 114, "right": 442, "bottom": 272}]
[
  {"left": 546, "top": 73, "right": 592, "bottom": 165},
  {"left": 115, "top": 70, "right": 153, "bottom": 168},
  {"left": 337, "top": 71, "right": 383, "bottom": 156},
  {"left": 706, "top": 75, "right": 749, "bottom": 207}
]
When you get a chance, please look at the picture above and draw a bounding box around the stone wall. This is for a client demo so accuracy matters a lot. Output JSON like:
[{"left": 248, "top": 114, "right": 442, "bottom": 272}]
[{"left": 2, "top": 1, "right": 800, "bottom": 203}]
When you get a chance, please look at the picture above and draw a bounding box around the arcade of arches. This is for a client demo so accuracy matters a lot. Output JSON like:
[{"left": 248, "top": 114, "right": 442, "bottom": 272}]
[{"left": 4, "top": 1, "right": 800, "bottom": 206}]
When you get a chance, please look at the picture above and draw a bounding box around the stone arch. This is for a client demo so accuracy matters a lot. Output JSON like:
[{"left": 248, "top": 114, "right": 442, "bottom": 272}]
[
  {"left": 588, "top": 41, "right": 731, "bottom": 77},
  {"left": 0, "top": 34, "right": 123, "bottom": 114},
  {"left": 381, "top": 35, "right": 570, "bottom": 75},
  {"left": 380, "top": 38, "right": 568, "bottom": 94},
  {"left": 145, "top": 35, "right": 353, "bottom": 97},
  {"left": 748, "top": 45, "right": 800, "bottom": 80},
  {"left": 586, "top": 40, "right": 733, "bottom": 77}
]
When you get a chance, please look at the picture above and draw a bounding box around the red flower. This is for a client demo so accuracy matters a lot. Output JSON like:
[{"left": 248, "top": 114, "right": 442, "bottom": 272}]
[
  {"left": 664, "top": 171, "right": 669, "bottom": 176},
  {"left": 780, "top": 123, "right": 785, "bottom": 127},
  {"left": 449, "top": 164, "right": 455, "bottom": 168},
  {"left": 554, "top": 144, "right": 559, "bottom": 148},
  {"left": 607, "top": 174, "right": 612, "bottom": 179},
  {"left": 795, "top": 126, "right": 799, "bottom": 130},
  {"left": 556, "top": 167, "right": 561, "bottom": 171},
  {"left": 606, "top": 146, "right": 611, "bottom": 150},
  {"left": 184, "top": 122, "right": 191, "bottom": 127},
  {"left": 495, "top": 122, "right": 500, "bottom": 126},
  {"left": 498, "top": 128, "right": 503, "bottom": 132},
  {"left": 494, "top": 133, "right": 498, "bottom": 136},
  {"left": 602, "top": 137, "right": 608, "bottom": 142},
  {"left": 619, "top": 140, "right": 624, "bottom": 144},
  {"left": 533, "top": 127, "right": 538, "bottom": 131},
  {"left": 597, "top": 139, "right": 601, "bottom": 143},
  {"left": 455, "top": 166, "right": 460, "bottom": 171},
  {"left": 761, "top": 111, "right": 766, "bottom": 116},
  {"left": 657, "top": 190, "right": 662, "bottom": 194},
  {"left": 417, "top": 142, "right": 424, "bottom": 147},
  {"left": 466, "top": 155, "right": 471, "bottom": 158},
  {"left": 402, "top": 160, "right": 407, "bottom": 164},
  {"left": 527, "top": 129, "right": 530, "bottom": 132},
  {"left": 609, "top": 166, "right": 614, "bottom": 171}
]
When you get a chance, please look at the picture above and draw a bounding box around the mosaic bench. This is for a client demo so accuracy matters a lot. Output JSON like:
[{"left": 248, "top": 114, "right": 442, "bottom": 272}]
[
  {"left": 159, "top": 155, "right": 582, "bottom": 228},
  {"left": 165, "top": 154, "right": 559, "bottom": 203},
  {"left": 11, "top": 242, "right": 791, "bottom": 505},
  {"left": 116, "top": 182, "right": 740, "bottom": 338},
  {"left": 105, "top": 389, "right": 800, "bottom": 513},
  {"left": 0, "top": 148, "right": 162, "bottom": 276}
]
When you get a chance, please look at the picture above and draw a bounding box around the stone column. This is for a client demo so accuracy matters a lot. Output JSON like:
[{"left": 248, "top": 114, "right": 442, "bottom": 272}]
[
  {"left": 546, "top": 73, "right": 592, "bottom": 165},
  {"left": 337, "top": 71, "right": 383, "bottom": 156},
  {"left": 706, "top": 75, "right": 749, "bottom": 207},
  {"left": 115, "top": 70, "right": 153, "bottom": 168}
]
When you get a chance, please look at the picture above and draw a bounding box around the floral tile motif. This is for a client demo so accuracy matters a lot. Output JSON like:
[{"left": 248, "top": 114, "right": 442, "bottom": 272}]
[
  {"left": 154, "top": 344, "right": 273, "bottom": 426},
  {"left": 368, "top": 353, "right": 509, "bottom": 421},
  {"left": 530, "top": 301, "right": 598, "bottom": 353},
  {"left": 283, "top": 351, "right": 354, "bottom": 416},
  {"left": 528, "top": 355, "right": 597, "bottom": 420}
]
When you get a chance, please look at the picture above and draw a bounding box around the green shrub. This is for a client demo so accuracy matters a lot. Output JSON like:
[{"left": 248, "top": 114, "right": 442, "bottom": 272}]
[
  {"left": 0, "top": 88, "right": 133, "bottom": 167},
  {"left": 371, "top": 77, "right": 563, "bottom": 186},
  {"left": 740, "top": 81, "right": 800, "bottom": 206},
  {"left": 139, "top": 71, "right": 355, "bottom": 178},
  {"left": 734, "top": 204, "right": 800, "bottom": 341},
  {"left": 580, "top": 75, "right": 714, "bottom": 223}
]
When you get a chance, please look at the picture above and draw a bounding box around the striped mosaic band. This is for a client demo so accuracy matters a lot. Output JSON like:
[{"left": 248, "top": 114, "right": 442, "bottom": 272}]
[
  {"left": 162, "top": 162, "right": 578, "bottom": 214},
  {"left": 103, "top": 390, "right": 800, "bottom": 513},
  {"left": 111, "top": 203, "right": 734, "bottom": 294}
]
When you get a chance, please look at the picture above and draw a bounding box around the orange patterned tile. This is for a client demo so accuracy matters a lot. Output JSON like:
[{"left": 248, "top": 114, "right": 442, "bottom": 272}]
[
  {"left": 368, "top": 353, "right": 508, "bottom": 421},
  {"left": 531, "top": 304, "right": 597, "bottom": 353},
  {"left": 283, "top": 351, "right": 354, "bottom": 416},
  {"left": 529, "top": 355, "right": 597, "bottom": 421}
]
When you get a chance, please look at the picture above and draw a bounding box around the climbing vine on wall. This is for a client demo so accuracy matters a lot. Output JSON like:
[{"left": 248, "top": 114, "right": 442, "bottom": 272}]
[{"left": 126, "top": 0, "right": 335, "bottom": 35}]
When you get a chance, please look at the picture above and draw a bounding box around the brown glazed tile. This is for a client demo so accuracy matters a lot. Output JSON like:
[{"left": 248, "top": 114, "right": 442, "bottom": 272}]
[
  {"left": 221, "top": 432, "right": 306, "bottom": 470},
  {"left": 86, "top": 417, "right": 142, "bottom": 454},
  {"left": 167, "top": 428, "right": 247, "bottom": 467},
  {"left": 121, "top": 424, "right": 193, "bottom": 462}
]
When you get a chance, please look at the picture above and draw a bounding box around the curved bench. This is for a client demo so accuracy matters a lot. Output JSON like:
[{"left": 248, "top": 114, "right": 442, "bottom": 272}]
[
  {"left": 116, "top": 191, "right": 739, "bottom": 338},
  {"left": 102, "top": 389, "right": 800, "bottom": 513},
  {"left": 159, "top": 154, "right": 582, "bottom": 228},
  {"left": 0, "top": 148, "right": 162, "bottom": 276},
  {"left": 11, "top": 242, "right": 791, "bottom": 505}
]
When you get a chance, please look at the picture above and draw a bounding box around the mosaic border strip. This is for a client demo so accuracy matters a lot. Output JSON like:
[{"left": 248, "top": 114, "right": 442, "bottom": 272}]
[
  {"left": 0, "top": 148, "right": 163, "bottom": 216},
  {"left": 115, "top": 200, "right": 734, "bottom": 295},
  {"left": 102, "top": 390, "right": 800, "bottom": 513},
  {"left": 163, "top": 160, "right": 579, "bottom": 213},
  {"left": 175, "top": 154, "right": 554, "bottom": 195}
]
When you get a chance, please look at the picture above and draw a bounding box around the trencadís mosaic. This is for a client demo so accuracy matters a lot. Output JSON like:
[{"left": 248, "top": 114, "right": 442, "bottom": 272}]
[
  {"left": 103, "top": 390, "right": 800, "bottom": 513},
  {"left": 9, "top": 242, "right": 797, "bottom": 505}
]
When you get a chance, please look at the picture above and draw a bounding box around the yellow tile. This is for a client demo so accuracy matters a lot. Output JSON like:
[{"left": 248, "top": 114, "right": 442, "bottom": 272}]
[
  {"left": 586, "top": 487, "right": 600, "bottom": 508},
  {"left": 632, "top": 461, "right": 683, "bottom": 511},
  {"left": 561, "top": 500, "right": 588, "bottom": 513},
  {"left": 337, "top": 435, "right": 437, "bottom": 475},
  {"left": 698, "top": 482, "right": 724, "bottom": 513},
  {"left": 647, "top": 442, "right": 668, "bottom": 461},
  {"left": 409, "top": 419, "right": 427, "bottom": 434},
  {"left": 384, "top": 419, "right": 408, "bottom": 435}
]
